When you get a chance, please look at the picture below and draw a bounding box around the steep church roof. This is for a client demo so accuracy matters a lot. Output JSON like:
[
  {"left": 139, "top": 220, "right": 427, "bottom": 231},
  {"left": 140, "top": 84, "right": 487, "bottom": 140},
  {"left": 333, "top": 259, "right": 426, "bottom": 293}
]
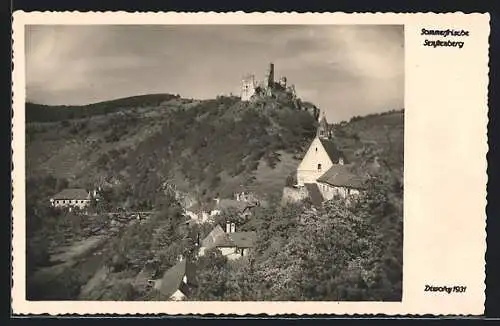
[{"left": 319, "top": 139, "right": 344, "bottom": 163}]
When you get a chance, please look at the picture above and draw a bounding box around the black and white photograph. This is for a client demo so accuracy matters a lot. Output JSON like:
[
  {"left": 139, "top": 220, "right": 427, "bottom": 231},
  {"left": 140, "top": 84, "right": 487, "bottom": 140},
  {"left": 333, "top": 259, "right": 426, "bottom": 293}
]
[{"left": 24, "top": 23, "right": 405, "bottom": 302}]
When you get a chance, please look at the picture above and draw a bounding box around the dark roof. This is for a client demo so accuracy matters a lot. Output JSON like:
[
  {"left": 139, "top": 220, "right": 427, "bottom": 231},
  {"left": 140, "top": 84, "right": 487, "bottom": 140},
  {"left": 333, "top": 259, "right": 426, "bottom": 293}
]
[
  {"left": 229, "top": 231, "right": 257, "bottom": 248},
  {"left": 213, "top": 233, "right": 236, "bottom": 247},
  {"left": 158, "top": 260, "right": 197, "bottom": 298},
  {"left": 304, "top": 183, "right": 324, "bottom": 207},
  {"left": 317, "top": 164, "right": 367, "bottom": 189},
  {"left": 202, "top": 226, "right": 257, "bottom": 249},
  {"left": 51, "top": 188, "right": 90, "bottom": 200},
  {"left": 319, "top": 139, "right": 344, "bottom": 163}
]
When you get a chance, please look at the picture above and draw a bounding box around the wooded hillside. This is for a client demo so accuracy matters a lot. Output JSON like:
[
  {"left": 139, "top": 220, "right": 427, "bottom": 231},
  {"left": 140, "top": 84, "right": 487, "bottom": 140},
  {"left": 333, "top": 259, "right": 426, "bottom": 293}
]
[{"left": 25, "top": 93, "right": 404, "bottom": 301}]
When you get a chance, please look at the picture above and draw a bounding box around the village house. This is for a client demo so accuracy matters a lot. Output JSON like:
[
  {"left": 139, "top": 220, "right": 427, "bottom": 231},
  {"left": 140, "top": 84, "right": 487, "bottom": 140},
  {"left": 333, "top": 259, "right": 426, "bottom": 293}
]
[
  {"left": 234, "top": 189, "right": 259, "bottom": 205},
  {"left": 184, "top": 202, "right": 213, "bottom": 224},
  {"left": 198, "top": 223, "right": 257, "bottom": 260},
  {"left": 153, "top": 258, "right": 197, "bottom": 301},
  {"left": 316, "top": 164, "right": 366, "bottom": 200},
  {"left": 49, "top": 188, "right": 95, "bottom": 210},
  {"left": 185, "top": 195, "right": 259, "bottom": 224},
  {"left": 283, "top": 112, "right": 367, "bottom": 206}
]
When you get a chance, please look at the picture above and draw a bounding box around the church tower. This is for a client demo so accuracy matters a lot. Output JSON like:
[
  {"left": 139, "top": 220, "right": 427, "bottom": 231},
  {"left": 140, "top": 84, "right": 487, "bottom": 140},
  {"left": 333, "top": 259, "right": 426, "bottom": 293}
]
[{"left": 317, "top": 111, "right": 331, "bottom": 139}]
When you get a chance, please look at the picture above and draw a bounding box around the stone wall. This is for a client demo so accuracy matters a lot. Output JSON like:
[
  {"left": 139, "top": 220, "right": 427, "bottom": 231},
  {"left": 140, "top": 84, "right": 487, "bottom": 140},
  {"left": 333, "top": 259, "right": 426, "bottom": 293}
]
[{"left": 281, "top": 186, "right": 309, "bottom": 205}]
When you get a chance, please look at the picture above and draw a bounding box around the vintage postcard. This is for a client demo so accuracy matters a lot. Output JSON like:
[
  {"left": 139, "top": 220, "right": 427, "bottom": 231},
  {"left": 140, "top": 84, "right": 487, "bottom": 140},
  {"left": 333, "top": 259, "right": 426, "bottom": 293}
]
[{"left": 11, "top": 11, "right": 489, "bottom": 315}]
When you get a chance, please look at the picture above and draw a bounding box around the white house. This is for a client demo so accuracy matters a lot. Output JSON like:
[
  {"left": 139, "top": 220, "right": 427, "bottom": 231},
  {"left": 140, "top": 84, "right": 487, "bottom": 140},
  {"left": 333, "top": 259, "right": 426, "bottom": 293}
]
[
  {"left": 316, "top": 164, "right": 366, "bottom": 200},
  {"left": 50, "top": 188, "right": 93, "bottom": 210},
  {"left": 198, "top": 223, "right": 257, "bottom": 260}
]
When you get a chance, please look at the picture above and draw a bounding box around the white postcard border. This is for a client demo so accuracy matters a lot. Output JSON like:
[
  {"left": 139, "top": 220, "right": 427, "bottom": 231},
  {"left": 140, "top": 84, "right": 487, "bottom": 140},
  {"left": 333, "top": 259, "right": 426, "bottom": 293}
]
[{"left": 11, "top": 11, "right": 490, "bottom": 315}]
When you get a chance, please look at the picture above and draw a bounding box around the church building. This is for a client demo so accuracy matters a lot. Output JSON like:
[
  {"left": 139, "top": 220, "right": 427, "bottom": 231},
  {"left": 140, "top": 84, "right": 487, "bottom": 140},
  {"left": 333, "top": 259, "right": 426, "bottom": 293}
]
[
  {"left": 286, "top": 111, "right": 366, "bottom": 207},
  {"left": 296, "top": 112, "right": 342, "bottom": 186}
]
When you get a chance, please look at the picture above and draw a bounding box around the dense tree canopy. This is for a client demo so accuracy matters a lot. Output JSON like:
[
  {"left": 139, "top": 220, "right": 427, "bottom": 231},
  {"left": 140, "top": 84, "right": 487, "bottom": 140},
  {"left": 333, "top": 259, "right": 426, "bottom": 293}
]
[{"left": 190, "top": 169, "right": 403, "bottom": 301}]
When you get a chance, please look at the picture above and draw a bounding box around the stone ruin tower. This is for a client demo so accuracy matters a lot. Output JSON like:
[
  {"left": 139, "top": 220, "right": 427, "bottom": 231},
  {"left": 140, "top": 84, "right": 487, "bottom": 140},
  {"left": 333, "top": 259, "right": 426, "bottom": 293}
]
[
  {"left": 241, "top": 74, "right": 256, "bottom": 101},
  {"left": 266, "top": 63, "right": 275, "bottom": 88},
  {"left": 265, "top": 63, "right": 275, "bottom": 96}
]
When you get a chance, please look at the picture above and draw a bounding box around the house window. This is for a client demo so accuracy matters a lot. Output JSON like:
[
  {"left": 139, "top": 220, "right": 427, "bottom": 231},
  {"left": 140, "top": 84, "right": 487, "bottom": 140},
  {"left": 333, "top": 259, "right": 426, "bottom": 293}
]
[
  {"left": 315, "top": 147, "right": 318, "bottom": 152},
  {"left": 317, "top": 164, "right": 322, "bottom": 171}
]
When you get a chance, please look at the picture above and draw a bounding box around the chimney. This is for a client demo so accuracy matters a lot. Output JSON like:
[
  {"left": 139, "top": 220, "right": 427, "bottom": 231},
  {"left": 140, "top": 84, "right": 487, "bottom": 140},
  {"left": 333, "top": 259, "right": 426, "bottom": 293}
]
[
  {"left": 230, "top": 222, "right": 236, "bottom": 233},
  {"left": 226, "top": 221, "right": 231, "bottom": 233},
  {"left": 214, "top": 197, "right": 220, "bottom": 205}
]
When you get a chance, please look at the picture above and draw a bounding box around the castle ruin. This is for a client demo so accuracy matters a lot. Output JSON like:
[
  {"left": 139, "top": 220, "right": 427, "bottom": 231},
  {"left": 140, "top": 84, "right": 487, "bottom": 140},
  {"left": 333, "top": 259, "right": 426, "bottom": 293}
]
[
  {"left": 241, "top": 74, "right": 257, "bottom": 101},
  {"left": 240, "top": 62, "right": 320, "bottom": 120},
  {"left": 240, "top": 63, "right": 296, "bottom": 102}
]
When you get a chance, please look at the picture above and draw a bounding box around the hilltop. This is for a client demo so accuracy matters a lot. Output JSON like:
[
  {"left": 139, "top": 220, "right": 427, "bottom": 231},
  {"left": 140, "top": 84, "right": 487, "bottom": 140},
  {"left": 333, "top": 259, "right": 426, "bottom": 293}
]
[
  {"left": 26, "top": 93, "right": 403, "bottom": 210},
  {"left": 26, "top": 94, "right": 318, "bottom": 207},
  {"left": 26, "top": 94, "right": 184, "bottom": 123}
]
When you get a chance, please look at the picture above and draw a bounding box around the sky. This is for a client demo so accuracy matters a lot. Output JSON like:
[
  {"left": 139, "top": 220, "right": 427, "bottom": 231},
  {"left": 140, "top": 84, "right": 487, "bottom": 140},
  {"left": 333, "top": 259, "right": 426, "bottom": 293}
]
[{"left": 25, "top": 24, "right": 404, "bottom": 122}]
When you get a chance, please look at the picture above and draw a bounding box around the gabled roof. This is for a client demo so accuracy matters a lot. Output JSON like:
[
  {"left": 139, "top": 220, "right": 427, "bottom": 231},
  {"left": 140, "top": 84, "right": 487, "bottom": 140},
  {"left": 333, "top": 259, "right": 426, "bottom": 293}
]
[
  {"left": 51, "top": 188, "right": 90, "bottom": 200},
  {"left": 229, "top": 231, "right": 257, "bottom": 248},
  {"left": 158, "top": 260, "right": 197, "bottom": 298},
  {"left": 200, "top": 225, "right": 226, "bottom": 249},
  {"left": 317, "top": 164, "right": 366, "bottom": 189},
  {"left": 319, "top": 139, "right": 344, "bottom": 163},
  {"left": 202, "top": 226, "right": 257, "bottom": 249},
  {"left": 213, "top": 233, "right": 236, "bottom": 248},
  {"left": 304, "top": 183, "right": 324, "bottom": 207}
]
